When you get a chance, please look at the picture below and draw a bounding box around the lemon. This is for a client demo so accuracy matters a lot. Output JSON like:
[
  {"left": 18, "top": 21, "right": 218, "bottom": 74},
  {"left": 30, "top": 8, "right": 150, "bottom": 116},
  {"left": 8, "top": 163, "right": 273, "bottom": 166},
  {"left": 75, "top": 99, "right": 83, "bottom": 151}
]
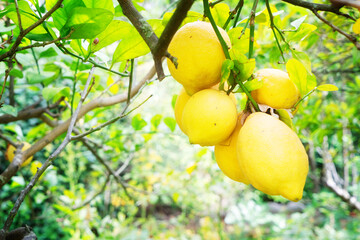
[
  {"left": 6, "top": 142, "right": 33, "bottom": 167},
  {"left": 182, "top": 89, "right": 237, "bottom": 146},
  {"left": 251, "top": 68, "right": 300, "bottom": 109},
  {"left": 174, "top": 88, "right": 191, "bottom": 133},
  {"left": 167, "top": 21, "right": 231, "bottom": 95},
  {"left": 237, "top": 112, "right": 308, "bottom": 201},
  {"left": 174, "top": 85, "right": 236, "bottom": 134},
  {"left": 214, "top": 114, "right": 249, "bottom": 184}
]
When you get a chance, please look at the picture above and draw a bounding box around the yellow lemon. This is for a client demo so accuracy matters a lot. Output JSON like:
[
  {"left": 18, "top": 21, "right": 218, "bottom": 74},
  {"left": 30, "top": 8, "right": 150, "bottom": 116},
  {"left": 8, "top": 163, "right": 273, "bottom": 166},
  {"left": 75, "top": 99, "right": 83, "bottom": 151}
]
[
  {"left": 174, "top": 88, "right": 191, "bottom": 133},
  {"left": 6, "top": 142, "right": 33, "bottom": 167},
  {"left": 174, "top": 84, "right": 236, "bottom": 134},
  {"left": 237, "top": 112, "right": 308, "bottom": 201},
  {"left": 214, "top": 114, "right": 249, "bottom": 184},
  {"left": 167, "top": 21, "right": 231, "bottom": 95},
  {"left": 182, "top": 89, "right": 237, "bottom": 146},
  {"left": 251, "top": 68, "right": 300, "bottom": 109}
]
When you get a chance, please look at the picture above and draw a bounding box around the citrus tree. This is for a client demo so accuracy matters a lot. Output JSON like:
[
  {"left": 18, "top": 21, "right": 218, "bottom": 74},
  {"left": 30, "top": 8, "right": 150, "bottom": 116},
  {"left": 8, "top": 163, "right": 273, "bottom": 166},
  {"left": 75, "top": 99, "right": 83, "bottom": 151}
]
[{"left": 0, "top": 0, "right": 359, "bottom": 239}]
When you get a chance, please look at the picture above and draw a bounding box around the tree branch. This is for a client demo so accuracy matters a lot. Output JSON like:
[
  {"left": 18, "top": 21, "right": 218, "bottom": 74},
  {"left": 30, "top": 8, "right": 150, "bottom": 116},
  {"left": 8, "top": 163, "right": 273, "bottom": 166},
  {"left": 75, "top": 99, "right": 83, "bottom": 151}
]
[
  {"left": 0, "top": 98, "right": 63, "bottom": 124},
  {"left": 311, "top": 10, "right": 360, "bottom": 50},
  {"left": 322, "top": 136, "right": 360, "bottom": 211},
  {"left": 116, "top": 0, "right": 194, "bottom": 80},
  {"left": 281, "top": 0, "right": 356, "bottom": 20}
]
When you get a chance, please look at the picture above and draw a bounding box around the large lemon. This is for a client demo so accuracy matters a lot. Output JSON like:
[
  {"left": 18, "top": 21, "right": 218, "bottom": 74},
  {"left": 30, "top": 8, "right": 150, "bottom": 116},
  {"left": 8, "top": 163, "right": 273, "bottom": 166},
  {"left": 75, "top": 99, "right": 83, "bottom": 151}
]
[
  {"left": 214, "top": 115, "right": 249, "bottom": 184},
  {"left": 6, "top": 142, "right": 33, "bottom": 167},
  {"left": 251, "top": 68, "right": 300, "bottom": 109},
  {"left": 174, "top": 85, "right": 236, "bottom": 134},
  {"left": 182, "top": 89, "right": 237, "bottom": 146},
  {"left": 237, "top": 112, "right": 308, "bottom": 201},
  {"left": 167, "top": 21, "right": 231, "bottom": 95}
]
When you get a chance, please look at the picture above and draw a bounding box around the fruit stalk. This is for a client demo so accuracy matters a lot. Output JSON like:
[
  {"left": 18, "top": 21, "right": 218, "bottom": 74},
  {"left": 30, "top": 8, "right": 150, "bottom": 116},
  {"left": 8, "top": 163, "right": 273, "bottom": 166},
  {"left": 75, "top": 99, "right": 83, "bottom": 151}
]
[
  {"left": 265, "top": 0, "right": 286, "bottom": 63},
  {"left": 203, "top": 0, "right": 260, "bottom": 112},
  {"left": 248, "top": 0, "right": 259, "bottom": 59}
]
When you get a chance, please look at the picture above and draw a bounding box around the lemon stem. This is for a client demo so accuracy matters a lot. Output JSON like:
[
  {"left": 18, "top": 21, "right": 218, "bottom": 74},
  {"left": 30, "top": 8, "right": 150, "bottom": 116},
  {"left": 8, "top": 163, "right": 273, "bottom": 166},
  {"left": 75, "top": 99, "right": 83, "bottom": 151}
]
[
  {"left": 248, "top": 0, "right": 258, "bottom": 59},
  {"left": 203, "top": 0, "right": 260, "bottom": 112},
  {"left": 292, "top": 87, "right": 317, "bottom": 111},
  {"left": 265, "top": 0, "right": 286, "bottom": 63},
  {"left": 223, "top": 0, "right": 244, "bottom": 30},
  {"left": 203, "top": 0, "right": 230, "bottom": 59}
]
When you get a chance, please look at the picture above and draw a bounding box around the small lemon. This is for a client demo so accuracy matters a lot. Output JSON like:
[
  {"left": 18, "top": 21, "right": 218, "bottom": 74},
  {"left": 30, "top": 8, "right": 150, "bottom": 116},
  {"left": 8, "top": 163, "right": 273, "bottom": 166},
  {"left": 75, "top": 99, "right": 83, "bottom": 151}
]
[
  {"left": 6, "top": 142, "right": 33, "bottom": 167},
  {"left": 237, "top": 112, "right": 308, "bottom": 201},
  {"left": 182, "top": 89, "right": 237, "bottom": 146},
  {"left": 174, "top": 85, "right": 236, "bottom": 134},
  {"left": 167, "top": 21, "right": 231, "bottom": 95},
  {"left": 251, "top": 68, "right": 300, "bottom": 109},
  {"left": 214, "top": 114, "right": 249, "bottom": 184}
]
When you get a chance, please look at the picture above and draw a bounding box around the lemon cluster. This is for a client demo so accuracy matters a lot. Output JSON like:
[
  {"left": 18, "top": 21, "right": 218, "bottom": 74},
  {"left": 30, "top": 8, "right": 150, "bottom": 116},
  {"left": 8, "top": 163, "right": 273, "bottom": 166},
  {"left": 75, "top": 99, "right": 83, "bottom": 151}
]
[{"left": 168, "top": 21, "right": 309, "bottom": 202}]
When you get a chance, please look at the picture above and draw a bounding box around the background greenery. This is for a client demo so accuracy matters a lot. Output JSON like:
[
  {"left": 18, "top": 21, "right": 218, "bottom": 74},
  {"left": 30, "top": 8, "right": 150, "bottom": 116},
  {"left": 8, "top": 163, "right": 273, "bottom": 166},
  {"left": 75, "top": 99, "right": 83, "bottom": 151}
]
[{"left": 1, "top": 0, "right": 360, "bottom": 239}]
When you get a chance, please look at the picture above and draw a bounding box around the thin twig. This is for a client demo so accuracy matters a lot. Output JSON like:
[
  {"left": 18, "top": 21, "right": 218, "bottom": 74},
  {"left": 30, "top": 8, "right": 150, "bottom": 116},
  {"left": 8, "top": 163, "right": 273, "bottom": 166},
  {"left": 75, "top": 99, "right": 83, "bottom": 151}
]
[
  {"left": 71, "top": 95, "right": 152, "bottom": 140},
  {"left": 0, "top": 66, "right": 13, "bottom": 103},
  {"left": 0, "top": 133, "right": 18, "bottom": 147},
  {"left": 17, "top": 30, "right": 74, "bottom": 52},
  {"left": 14, "top": 0, "right": 23, "bottom": 32},
  {"left": 248, "top": 0, "right": 259, "bottom": 59},
  {"left": 127, "top": 59, "right": 135, "bottom": 105},
  {"left": 56, "top": 44, "right": 129, "bottom": 77},
  {"left": 312, "top": 10, "right": 360, "bottom": 50},
  {"left": 265, "top": 0, "right": 286, "bottom": 63},
  {"left": 223, "top": 0, "right": 244, "bottom": 29}
]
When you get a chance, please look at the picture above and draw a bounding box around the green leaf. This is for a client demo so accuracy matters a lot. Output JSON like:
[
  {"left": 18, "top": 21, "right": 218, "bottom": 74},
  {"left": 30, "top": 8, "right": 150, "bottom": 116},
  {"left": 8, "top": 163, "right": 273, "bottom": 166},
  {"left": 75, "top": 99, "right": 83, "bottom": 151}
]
[
  {"left": 220, "top": 59, "right": 234, "bottom": 89},
  {"left": 164, "top": 117, "right": 176, "bottom": 132},
  {"left": 287, "top": 23, "right": 317, "bottom": 43},
  {"left": 151, "top": 114, "right": 162, "bottom": 130},
  {"left": 9, "top": 69, "right": 23, "bottom": 78},
  {"left": 112, "top": 19, "right": 164, "bottom": 64},
  {"left": 131, "top": 114, "right": 147, "bottom": 131},
  {"left": 26, "top": 72, "right": 57, "bottom": 84},
  {"left": 5, "top": 1, "right": 49, "bottom": 35},
  {"left": 290, "top": 15, "right": 307, "bottom": 30},
  {"left": 39, "top": 48, "right": 58, "bottom": 58},
  {"left": 42, "top": 86, "right": 71, "bottom": 101},
  {"left": 3, "top": 1, "right": 53, "bottom": 41},
  {"left": 171, "top": 94, "right": 177, "bottom": 109},
  {"left": 61, "top": 7, "right": 113, "bottom": 39},
  {"left": 210, "top": 3, "right": 230, "bottom": 28},
  {"left": 0, "top": 105, "right": 18, "bottom": 116},
  {"left": 317, "top": 84, "right": 338, "bottom": 91},
  {"left": 243, "top": 78, "right": 263, "bottom": 92},
  {"left": 277, "top": 109, "right": 294, "bottom": 129},
  {"left": 46, "top": 0, "right": 86, "bottom": 31},
  {"left": 233, "top": 55, "right": 256, "bottom": 83},
  {"left": 90, "top": 20, "right": 132, "bottom": 53},
  {"left": 286, "top": 58, "right": 307, "bottom": 96},
  {"left": 228, "top": 27, "right": 250, "bottom": 56},
  {"left": 70, "top": 39, "right": 87, "bottom": 56},
  {"left": 82, "top": 0, "right": 115, "bottom": 14}
]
